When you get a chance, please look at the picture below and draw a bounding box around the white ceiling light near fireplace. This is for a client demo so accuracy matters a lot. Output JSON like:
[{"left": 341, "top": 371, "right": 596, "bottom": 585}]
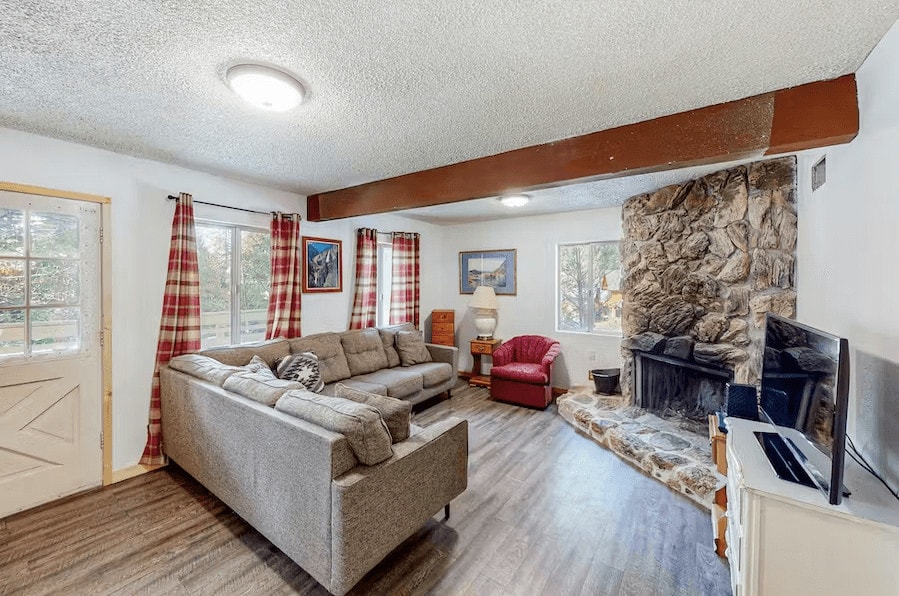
[
  {"left": 226, "top": 64, "right": 305, "bottom": 112},
  {"left": 499, "top": 194, "right": 530, "bottom": 208}
]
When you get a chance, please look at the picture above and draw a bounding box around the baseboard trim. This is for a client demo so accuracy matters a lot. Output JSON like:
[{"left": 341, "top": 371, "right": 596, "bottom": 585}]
[{"left": 109, "top": 463, "right": 166, "bottom": 484}]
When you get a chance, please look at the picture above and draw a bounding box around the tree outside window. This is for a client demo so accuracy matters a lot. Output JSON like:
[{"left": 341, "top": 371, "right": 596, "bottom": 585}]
[{"left": 558, "top": 241, "right": 622, "bottom": 334}]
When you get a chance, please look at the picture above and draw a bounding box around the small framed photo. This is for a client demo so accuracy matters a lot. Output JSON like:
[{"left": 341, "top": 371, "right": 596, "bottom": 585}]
[
  {"left": 459, "top": 249, "right": 517, "bottom": 295},
  {"left": 302, "top": 236, "right": 342, "bottom": 293}
]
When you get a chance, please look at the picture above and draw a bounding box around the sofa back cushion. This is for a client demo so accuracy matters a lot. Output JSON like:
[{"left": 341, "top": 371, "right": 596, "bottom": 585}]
[
  {"left": 198, "top": 338, "right": 290, "bottom": 369},
  {"left": 395, "top": 329, "right": 433, "bottom": 366},
  {"left": 335, "top": 383, "right": 412, "bottom": 442},
  {"left": 168, "top": 354, "right": 244, "bottom": 386},
  {"left": 339, "top": 328, "right": 389, "bottom": 376},
  {"left": 275, "top": 391, "right": 393, "bottom": 465},
  {"left": 288, "top": 333, "right": 351, "bottom": 384},
  {"left": 277, "top": 352, "right": 325, "bottom": 393},
  {"left": 223, "top": 371, "right": 304, "bottom": 406},
  {"left": 378, "top": 323, "right": 415, "bottom": 368}
]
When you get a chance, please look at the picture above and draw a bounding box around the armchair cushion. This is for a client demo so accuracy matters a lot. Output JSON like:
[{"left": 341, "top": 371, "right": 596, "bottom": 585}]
[{"left": 490, "top": 362, "right": 548, "bottom": 385}]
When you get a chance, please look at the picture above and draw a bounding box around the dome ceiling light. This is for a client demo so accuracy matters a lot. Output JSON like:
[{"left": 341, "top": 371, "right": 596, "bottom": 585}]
[
  {"left": 226, "top": 64, "right": 305, "bottom": 112},
  {"left": 499, "top": 194, "right": 530, "bottom": 208}
]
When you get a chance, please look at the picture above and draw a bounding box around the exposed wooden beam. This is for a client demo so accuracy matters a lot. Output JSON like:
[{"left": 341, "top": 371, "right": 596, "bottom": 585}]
[{"left": 307, "top": 75, "right": 857, "bottom": 221}]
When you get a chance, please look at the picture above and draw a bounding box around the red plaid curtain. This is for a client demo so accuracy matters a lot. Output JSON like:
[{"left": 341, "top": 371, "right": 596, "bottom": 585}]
[
  {"left": 266, "top": 214, "right": 302, "bottom": 339},
  {"left": 140, "top": 193, "right": 201, "bottom": 466},
  {"left": 349, "top": 228, "right": 378, "bottom": 329},
  {"left": 389, "top": 232, "right": 420, "bottom": 326}
]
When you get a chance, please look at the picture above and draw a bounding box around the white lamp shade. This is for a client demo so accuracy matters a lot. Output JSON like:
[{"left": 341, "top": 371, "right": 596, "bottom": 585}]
[{"left": 469, "top": 286, "right": 498, "bottom": 310}]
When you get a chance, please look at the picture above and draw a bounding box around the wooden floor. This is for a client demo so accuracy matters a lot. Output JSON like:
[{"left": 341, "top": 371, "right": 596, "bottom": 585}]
[{"left": 0, "top": 385, "right": 732, "bottom": 595}]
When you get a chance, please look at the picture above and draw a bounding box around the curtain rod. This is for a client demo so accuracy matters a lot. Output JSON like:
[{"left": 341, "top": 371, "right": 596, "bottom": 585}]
[{"left": 166, "top": 194, "right": 298, "bottom": 218}]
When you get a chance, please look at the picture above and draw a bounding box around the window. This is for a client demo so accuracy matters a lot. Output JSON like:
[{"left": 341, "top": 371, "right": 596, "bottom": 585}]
[
  {"left": 375, "top": 240, "right": 393, "bottom": 327},
  {"left": 196, "top": 222, "right": 270, "bottom": 348},
  {"left": 0, "top": 200, "right": 100, "bottom": 360},
  {"left": 557, "top": 241, "right": 622, "bottom": 334}
]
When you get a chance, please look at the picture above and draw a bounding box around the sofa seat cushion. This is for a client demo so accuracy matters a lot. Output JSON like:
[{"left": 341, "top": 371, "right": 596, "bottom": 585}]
[
  {"left": 320, "top": 379, "right": 387, "bottom": 397},
  {"left": 223, "top": 371, "right": 304, "bottom": 406},
  {"left": 198, "top": 338, "right": 290, "bottom": 368},
  {"left": 289, "top": 333, "right": 352, "bottom": 384},
  {"left": 168, "top": 354, "right": 244, "bottom": 386},
  {"left": 275, "top": 391, "right": 393, "bottom": 465},
  {"left": 276, "top": 352, "right": 325, "bottom": 393},
  {"left": 353, "top": 369, "right": 423, "bottom": 399},
  {"left": 339, "top": 328, "right": 389, "bottom": 376},
  {"left": 403, "top": 362, "right": 453, "bottom": 388},
  {"left": 395, "top": 329, "right": 433, "bottom": 366},
  {"left": 490, "top": 362, "right": 548, "bottom": 385},
  {"left": 335, "top": 383, "right": 412, "bottom": 443},
  {"left": 378, "top": 323, "right": 415, "bottom": 368}
]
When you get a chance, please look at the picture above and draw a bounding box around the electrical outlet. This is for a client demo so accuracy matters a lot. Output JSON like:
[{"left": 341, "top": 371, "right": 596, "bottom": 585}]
[{"left": 587, "top": 351, "right": 596, "bottom": 361}]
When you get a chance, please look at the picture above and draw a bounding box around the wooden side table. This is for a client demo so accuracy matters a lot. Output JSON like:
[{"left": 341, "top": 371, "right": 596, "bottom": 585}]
[{"left": 469, "top": 338, "right": 502, "bottom": 388}]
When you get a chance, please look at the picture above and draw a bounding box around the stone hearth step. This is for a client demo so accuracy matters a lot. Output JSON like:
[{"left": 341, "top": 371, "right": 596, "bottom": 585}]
[{"left": 557, "top": 387, "right": 724, "bottom": 509}]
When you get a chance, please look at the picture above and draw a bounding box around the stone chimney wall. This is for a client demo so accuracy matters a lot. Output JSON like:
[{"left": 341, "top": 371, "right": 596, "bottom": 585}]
[{"left": 619, "top": 157, "right": 798, "bottom": 401}]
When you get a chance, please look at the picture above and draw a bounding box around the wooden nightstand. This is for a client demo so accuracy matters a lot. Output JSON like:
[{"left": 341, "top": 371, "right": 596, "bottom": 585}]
[{"left": 469, "top": 338, "right": 502, "bottom": 388}]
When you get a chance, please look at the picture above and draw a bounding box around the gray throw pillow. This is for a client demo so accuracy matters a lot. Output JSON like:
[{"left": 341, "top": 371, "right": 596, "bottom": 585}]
[
  {"left": 395, "top": 329, "right": 433, "bottom": 366},
  {"left": 276, "top": 352, "right": 325, "bottom": 393},
  {"left": 168, "top": 354, "right": 244, "bottom": 386},
  {"left": 244, "top": 354, "right": 274, "bottom": 377},
  {"left": 335, "top": 383, "right": 412, "bottom": 442},
  {"left": 223, "top": 371, "right": 303, "bottom": 406},
  {"left": 275, "top": 391, "right": 393, "bottom": 465}
]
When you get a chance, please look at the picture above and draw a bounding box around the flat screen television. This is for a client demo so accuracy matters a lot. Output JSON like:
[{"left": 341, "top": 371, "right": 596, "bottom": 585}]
[{"left": 757, "top": 313, "right": 851, "bottom": 505}]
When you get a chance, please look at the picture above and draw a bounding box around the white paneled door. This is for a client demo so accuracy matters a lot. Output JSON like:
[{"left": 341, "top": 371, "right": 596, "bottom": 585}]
[{"left": 0, "top": 190, "right": 103, "bottom": 518}]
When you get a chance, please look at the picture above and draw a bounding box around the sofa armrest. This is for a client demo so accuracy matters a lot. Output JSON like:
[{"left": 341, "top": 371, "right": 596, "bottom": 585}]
[
  {"left": 426, "top": 343, "right": 458, "bottom": 379},
  {"left": 329, "top": 417, "right": 468, "bottom": 595}
]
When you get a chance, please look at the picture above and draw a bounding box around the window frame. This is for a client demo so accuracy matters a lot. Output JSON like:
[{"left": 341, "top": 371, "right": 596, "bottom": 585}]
[
  {"left": 195, "top": 219, "right": 270, "bottom": 348},
  {"left": 555, "top": 239, "right": 623, "bottom": 337}
]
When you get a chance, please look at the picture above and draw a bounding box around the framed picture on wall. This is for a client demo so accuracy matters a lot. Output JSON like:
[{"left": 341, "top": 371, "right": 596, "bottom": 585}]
[
  {"left": 459, "top": 249, "right": 517, "bottom": 295},
  {"left": 302, "top": 236, "right": 342, "bottom": 293}
]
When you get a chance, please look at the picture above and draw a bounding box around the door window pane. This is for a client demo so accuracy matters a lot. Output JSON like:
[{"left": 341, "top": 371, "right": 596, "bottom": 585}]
[
  {"left": 0, "top": 309, "right": 25, "bottom": 356},
  {"left": 239, "top": 230, "right": 270, "bottom": 343},
  {"left": 0, "top": 260, "right": 26, "bottom": 306},
  {"left": 30, "top": 260, "right": 79, "bottom": 305},
  {"left": 197, "top": 225, "right": 233, "bottom": 347},
  {"left": 30, "top": 212, "right": 80, "bottom": 258},
  {"left": 30, "top": 307, "right": 80, "bottom": 353},
  {"left": 0, "top": 209, "right": 24, "bottom": 256}
]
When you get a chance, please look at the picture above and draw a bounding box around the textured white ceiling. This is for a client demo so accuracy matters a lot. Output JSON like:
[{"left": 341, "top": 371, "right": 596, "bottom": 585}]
[{"left": 0, "top": 2, "right": 896, "bottom": 197}]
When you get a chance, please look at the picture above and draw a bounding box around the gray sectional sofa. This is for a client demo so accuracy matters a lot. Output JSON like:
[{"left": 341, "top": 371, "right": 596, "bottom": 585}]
[
  {"left": 199, "top": 323, "right": 459, "bottom": 406},
  {"left": 159, "top": 325, "right": 468, "bottom": 595}
]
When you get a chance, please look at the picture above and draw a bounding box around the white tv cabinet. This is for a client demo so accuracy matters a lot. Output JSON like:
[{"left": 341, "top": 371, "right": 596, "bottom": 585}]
[{"left": 724, "top": 418, "right": 899, "bottom": 596}]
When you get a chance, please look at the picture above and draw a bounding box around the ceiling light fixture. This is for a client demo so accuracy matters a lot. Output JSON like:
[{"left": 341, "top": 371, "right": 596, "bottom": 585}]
[
  {"left": 226, "top": 64, "right": 305, "bottom": 112},
  {"left": 499, "top": 194, "right": 530, "bottom": 208}
]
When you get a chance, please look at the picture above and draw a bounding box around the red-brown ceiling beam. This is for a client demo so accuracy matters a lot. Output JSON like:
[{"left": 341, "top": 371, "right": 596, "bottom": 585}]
[{"left": 307, "top": 75, "right": 857, "bottom": 221}]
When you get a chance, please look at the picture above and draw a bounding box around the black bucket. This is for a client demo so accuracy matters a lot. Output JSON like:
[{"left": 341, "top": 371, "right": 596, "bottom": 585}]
[{"left": 591, "top": 368, "right": 621, "bottom": 394}]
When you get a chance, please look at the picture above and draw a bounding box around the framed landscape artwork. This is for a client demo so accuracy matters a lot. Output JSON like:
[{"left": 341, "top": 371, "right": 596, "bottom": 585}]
[
  {"left": 459, "top": 249, "right": 517, "bottom": 295},
  {"left": 302, "top": 236, "right": 342, "bottom": 293}
]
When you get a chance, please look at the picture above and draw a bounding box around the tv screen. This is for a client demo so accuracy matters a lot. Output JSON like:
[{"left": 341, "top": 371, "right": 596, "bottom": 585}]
[{"left": 758, "top": 313, "right": 850, "bottom": 505}]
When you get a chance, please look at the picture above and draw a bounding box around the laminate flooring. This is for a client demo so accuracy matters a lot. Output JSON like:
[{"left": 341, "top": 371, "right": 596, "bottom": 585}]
[{"left": 0, "top": 384, "right": 732, "bottom": 595}]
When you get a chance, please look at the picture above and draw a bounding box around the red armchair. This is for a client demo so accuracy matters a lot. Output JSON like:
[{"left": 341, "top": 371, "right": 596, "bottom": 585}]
[{"left": 489, "top": 335, "right": 561, "bottom": 409}]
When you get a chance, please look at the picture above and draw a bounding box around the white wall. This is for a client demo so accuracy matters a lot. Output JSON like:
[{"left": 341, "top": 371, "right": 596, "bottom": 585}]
[
  {"left": 0, "top": 128, "right": 443, "bottom": 472},
  {"left": 795, "top": 19, "right": 899, "bottom": 489},
  {"left": 437, "top": 207, "right": 623, "bottom": 389}
]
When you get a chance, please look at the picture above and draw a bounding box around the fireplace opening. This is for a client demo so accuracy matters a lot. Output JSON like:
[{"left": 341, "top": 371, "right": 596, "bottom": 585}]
[{"left": 634, "top": 351, "right": 733, "bottom": 420}]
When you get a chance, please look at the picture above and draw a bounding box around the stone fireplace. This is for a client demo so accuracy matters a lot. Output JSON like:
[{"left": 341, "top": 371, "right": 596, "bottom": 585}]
[{"left": 620, "top": 156, "right": 798, "bottom": 418}]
